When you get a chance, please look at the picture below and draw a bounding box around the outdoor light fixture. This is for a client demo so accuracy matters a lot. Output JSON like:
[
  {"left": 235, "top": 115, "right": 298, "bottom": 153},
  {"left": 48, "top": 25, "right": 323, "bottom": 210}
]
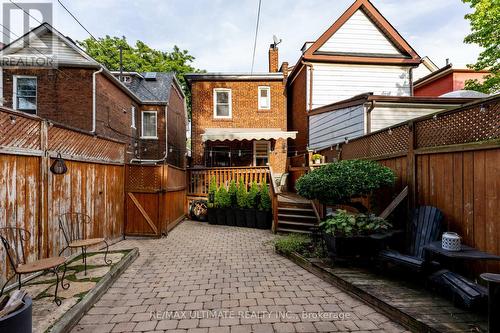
[
  {"left": 238, "top": 149, "right": 241, "bottom": 157},
  {"left": 169, "top": 146, "right": 173, "bottom": 153},
  {"left": 50, "top": 153, "right": 68, "bottom": 175},
  {"left": 9, "top": 115, "right": 16, "bottom": 124},
  {"left": 480, "top": 104, "right": 487, "bottom": 113},
  {"left": 228, "top": 151, "right": 231, "bottom": 157},
  {"left": 344, "top": 137, "right": 349, "bottom": 144},
  {"left": 433, "top": 114, "right": 438, "bottom": 120},
  {"left": 336, "top": 143, "right": 340, "bottom": 150},
  {"left": 388, "top": 128, "right": 393, "bottom": 135},
  {"left": 209, "top": 151, "right": 212, "bottom": 157}
]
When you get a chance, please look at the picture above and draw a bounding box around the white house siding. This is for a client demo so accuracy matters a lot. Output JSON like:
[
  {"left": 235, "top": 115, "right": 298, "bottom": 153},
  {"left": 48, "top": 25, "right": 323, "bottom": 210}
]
[
  {"left": 309, "top": 104, "right": 365, "bottom": 150},
  {"left": 5, "top": 31, "right": 95, "bottom": 66},
  {"left": 370, "top": 104, "right": 459, "bottom": 132},
  {"left": 311, "top": 63, "right": 411, "bottom": 109},
  {"left": 318, "top": 10, "right": 402, "bottom": 56}
]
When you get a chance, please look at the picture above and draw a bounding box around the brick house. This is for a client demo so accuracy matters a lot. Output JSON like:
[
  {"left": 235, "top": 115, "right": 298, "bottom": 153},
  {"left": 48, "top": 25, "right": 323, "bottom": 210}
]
[
  {"left": 0, "top": 23, "right": 187, "bottom": 167},
  {"left": 185, "top": 45, "right": 296, "bottom": 175}
]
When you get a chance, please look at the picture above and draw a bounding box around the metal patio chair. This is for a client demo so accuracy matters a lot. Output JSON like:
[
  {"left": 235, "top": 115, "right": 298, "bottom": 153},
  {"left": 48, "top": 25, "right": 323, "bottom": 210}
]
[
  {"left": 0, "top": 227, "right": 69, "bottom": 305},
  {"left": 58, "top": 213, "right": 111, "bottom": 276}
]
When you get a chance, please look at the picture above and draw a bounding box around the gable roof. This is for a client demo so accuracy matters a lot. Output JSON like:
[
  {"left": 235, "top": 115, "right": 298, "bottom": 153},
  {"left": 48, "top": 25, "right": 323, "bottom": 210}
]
[{"left": 303, "top": 0, "right": 420, "bottom": 65}]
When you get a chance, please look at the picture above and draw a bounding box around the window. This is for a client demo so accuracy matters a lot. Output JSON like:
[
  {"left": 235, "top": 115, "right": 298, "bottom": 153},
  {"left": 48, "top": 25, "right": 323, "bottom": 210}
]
[
  {"left": 213, "top": 88, "right": 232, "bottom": 118},
  {"left": 253, "top": 140, "right": 270, "bottom": 166},
  {"left": 258, "top": 86, "right": 271, "bottom": 110},
  {"left": 131, "top": 106, "right": 136, "bottom": 128},
  {"left": 141, "top": 111, "right": 157, "bottom": 139},
  {"left": 13, "top": 76, "right": 37, "bottom": 114}
]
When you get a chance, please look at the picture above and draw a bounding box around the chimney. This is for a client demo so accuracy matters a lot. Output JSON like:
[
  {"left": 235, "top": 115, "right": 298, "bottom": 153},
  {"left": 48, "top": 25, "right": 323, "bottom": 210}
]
[
  {"left": 280, "top": 62, "right": 289, "bottom": 80},
  {"left": 269, "top": 44, "right": 279, "bottom": 73}
]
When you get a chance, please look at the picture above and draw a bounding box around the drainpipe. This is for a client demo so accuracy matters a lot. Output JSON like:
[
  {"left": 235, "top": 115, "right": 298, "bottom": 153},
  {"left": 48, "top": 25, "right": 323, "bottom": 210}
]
[
  {"left": 92, "top": 67, "right": 104, "bottom": 133},
  {"left": 366, "top": 100, "right": 376, "bottom": 134},
  {"left": 129, "top": 104, "right": 169, "bottom": 164}
]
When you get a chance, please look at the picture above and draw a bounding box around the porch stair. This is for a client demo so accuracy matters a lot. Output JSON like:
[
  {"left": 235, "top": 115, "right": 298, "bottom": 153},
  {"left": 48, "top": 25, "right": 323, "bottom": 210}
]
[{"left": 276, "top": 193, "right": 319, "bottom": 234}]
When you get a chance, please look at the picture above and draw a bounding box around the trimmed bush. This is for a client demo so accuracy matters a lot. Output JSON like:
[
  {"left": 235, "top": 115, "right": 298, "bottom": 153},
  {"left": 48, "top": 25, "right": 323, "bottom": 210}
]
[
  {"left": 214, "top": 186, "right": 231, "bottom": 209},
  {"left": 259, "top": 179, "right": 271, "bottom": 211},
  {"left": 247, "top": 181, "right": 260, "bottom": 209},
  {"left": 236, "top": 179, "right": 248, "bottom": 209},
  {"left": 296, "top": 159, "right": 395, "bottom": 205},
  {"left": 228, "top": 180, "right": 238, "bottom": 208},
  {"left": 207, "top": 177, "right": 217, "bottom": 208}
]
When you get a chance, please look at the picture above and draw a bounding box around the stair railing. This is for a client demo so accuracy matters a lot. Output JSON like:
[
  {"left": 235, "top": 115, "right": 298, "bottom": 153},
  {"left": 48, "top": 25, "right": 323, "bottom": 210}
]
[{"left": 268, "top": 167, "right": 279, "bottom": 233}]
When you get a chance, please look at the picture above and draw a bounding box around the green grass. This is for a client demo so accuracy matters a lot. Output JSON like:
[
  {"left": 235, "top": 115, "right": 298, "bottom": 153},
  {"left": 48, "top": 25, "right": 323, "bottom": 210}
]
[{"left": 274, "top": 234, "right": 311, "bottom": 255}]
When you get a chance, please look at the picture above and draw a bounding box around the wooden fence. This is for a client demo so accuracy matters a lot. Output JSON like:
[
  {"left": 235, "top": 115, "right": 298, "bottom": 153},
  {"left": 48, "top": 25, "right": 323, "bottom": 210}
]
[
  {"left": 0, "top": 108, "right": 126, "bottom": 286},
  {"left": 187, "top": 167, "right": 270, "bottom": 197},
  {"left": 315, "top": 95, "right": 500, "bottom": 273},
  {"left": 125, "top": 164, "right": 186, "bottom": 237}
]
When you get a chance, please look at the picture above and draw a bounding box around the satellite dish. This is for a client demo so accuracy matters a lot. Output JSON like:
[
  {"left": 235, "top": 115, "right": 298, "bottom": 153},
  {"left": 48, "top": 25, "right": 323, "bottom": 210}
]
[{"left": 272, "top": 35, "right": 282, "bottom": 47}]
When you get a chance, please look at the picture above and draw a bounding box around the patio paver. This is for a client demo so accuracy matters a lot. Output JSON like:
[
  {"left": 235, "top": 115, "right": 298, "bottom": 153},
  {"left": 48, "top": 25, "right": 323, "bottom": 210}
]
[{"left": 72, "top": 220, "right": 410, "bottom": 332}]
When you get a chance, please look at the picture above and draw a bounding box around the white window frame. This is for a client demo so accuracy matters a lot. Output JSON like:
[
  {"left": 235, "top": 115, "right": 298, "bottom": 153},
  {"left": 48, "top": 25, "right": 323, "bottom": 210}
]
[
  {"left": 253, "top": 140, "right": 271, "bottom": 166},
  {"left": 13, "top": 75, "right": 37, "bottom": 113},
  {"left": 141, "top": 110, "right": 158, "bottom": 139},
  {"left": 131, "top": 106, "right": 136, "bottom": 128},
  {"left": 213, "top": 88, "right": 232, "bottom": 119},
  {"left": 258, "top": 86, "right": 271, "bottom": 110}
]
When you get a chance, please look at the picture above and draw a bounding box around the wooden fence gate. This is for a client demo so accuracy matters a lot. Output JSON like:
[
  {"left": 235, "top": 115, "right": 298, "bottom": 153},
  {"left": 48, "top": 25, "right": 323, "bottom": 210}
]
[{"left": 125, "top": 164, "right": 186, "bottom": 237}]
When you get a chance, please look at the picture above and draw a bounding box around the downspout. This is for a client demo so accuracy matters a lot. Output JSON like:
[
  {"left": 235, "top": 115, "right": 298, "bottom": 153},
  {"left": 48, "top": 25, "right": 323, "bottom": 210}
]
[
  {"left": 301, "top": 60, "right": 314, "bottom": 112},
  {"left": 92, "top": 67, "right": 104, "bottom": 133},
  {"left": 365, "top": 100, "right": 376, "bottom": 134},
  {"left": 129, "top": 103, "right": 169, "bottom": 164}
]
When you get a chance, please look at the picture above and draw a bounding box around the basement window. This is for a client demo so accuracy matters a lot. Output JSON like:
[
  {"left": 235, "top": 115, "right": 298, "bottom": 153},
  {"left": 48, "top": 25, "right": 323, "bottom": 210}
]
[
  {"left": 258, "top": 86, "right": 271, "bottom": 110},
  {"left": 141, "top": 111, "right": 157, "bottom": 139},
  {"left": 13, "top": 76, "right": 37, "bottom": 114},
  {"left": 213, "top": 88, "right": 232, "bottom": 118}
]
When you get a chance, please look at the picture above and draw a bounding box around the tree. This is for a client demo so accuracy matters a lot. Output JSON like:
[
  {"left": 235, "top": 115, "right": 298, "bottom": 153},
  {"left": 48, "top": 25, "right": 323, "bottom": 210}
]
[
  {"left": 78, "top": 36, "right": 203, "bottom": 116},
  {"left": 462, "top": 0, "right": 499, "bottom": 93}
]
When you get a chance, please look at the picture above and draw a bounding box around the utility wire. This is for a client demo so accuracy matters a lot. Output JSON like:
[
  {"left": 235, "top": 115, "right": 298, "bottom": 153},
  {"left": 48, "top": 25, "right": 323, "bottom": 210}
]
[{"left": 250, "top": 0, "right": 262, "bottom": 74}]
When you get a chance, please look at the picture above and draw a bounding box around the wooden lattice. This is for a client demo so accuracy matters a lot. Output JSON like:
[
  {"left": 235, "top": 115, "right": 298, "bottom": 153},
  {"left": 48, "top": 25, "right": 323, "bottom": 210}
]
[
  {"left": 126, "top": 165, "right": 162, "bottom": 192},
  {"left": 342, "top": 125, "right": 410, "bottom": 159},
  {"left": 416, "top": 101, "right": 500, "bottom": 149}
]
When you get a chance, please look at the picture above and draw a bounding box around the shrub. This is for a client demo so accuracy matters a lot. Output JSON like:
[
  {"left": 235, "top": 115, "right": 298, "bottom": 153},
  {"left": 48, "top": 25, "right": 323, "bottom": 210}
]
[
  {"left": 247, "top": 181, "right": 260, "bottom": 209},
  {"left": 228, "top": 180, "right": 238, "bottom": 207},
  {"left": 236, "top": 179, "right": 248, "bottom": 209},
  {"left": 320, "top": 209, "right": 392, "bottom": 237},
  {"left": 274, "top": 234, "right": 311, "bottom": 255},
  {"left": 259, "top": 179, "right": 272, "bottom": 211},
  {"left": 214, "top": 186, "right": 231, "bottom": 209},
  {"left": 296, "top": 159, "right": 395, "bottom": 206},
  {"left": 207, "top": 177, "right": 217, "bottom": 208}
]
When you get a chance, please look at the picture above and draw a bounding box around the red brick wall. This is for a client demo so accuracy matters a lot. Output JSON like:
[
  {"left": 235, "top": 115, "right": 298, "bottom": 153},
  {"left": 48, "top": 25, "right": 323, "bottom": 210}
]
[
  {"left": 190, "top": 79, "right": 287, "bottom": 173},
  {"left": 166, "top": 84, "right": 187, "bottom": 168},
  {"left": 286, "top": 65, "right": 308, "bottom": 154},
  {"left": 137, "top": 104, "right": 166, "bottom": 161},
  {"left": 3, "top": 67, "right": 94, "bottom": 130},
  {"left": 414, "top": 73, "right": 454, "bottom": 97}
]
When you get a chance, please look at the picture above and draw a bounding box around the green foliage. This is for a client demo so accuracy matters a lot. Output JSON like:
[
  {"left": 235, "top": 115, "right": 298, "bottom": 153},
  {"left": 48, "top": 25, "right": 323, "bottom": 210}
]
[
  {"left": 228, "top": 180, "right": 238, "bottom": 208},
  {"left": 296, "top": 160, "right": 396, "bottom": 205},
  {"left": 462, "top": 0, "right": 500, "bottom": 93},
  {"left": 312, "top": 153, "right": 322, "bottom": 161},
  {"left": 274, "top": 234, "right": 311, "bottom": 255},
  {"left": 247, "top": 181, "right": 260, "bottom": 209},
  {"left": 236, "top": 179, "right": 248, "bottom": 209},
  {"left": 207, "top": 177, "right": 217, "bottom": 208},
  {"left": 320, "top": 209, "right": 392, "bottom": 237},
  {"left": 214, "top": 186, "right": 231, "bottom": 209},
  {"left": 78, "top": 36, "right": 204, "bottom": 116},
  {"left": 259, "top": 179, "right": 272, "bottom": 211}
]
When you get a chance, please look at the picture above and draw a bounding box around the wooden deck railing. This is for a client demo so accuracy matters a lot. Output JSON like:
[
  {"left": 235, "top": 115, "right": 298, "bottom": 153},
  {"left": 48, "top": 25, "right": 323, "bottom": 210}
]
[{"left": 187, "top": 166, "right": 270, "bottom": 197}]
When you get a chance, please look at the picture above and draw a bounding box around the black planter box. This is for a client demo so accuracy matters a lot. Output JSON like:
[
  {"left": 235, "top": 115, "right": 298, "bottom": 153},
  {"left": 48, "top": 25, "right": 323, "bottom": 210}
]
[
  {"left": 0, "top": 296, "right": 32, "bottom": 333},
  {"left": 207, "top": 207, "right": 217, "bottom": 225},
  {"left": 323, "top": 233, "right": 375, "bottom": 260},
  {"left": 226, "top": 209, "right": 236, "bottom": 226},
  {"left": 244, "top": 209, "right": 256, "bottom": 228},
  {"left": 235, "top": 209, "right": 246, "bottom": 227},
  {"left": 256, "top": 210, "right": 271, "bottom": 229},
  {"left": 215, "top": 208, "right": 226, "bottom": 225}
]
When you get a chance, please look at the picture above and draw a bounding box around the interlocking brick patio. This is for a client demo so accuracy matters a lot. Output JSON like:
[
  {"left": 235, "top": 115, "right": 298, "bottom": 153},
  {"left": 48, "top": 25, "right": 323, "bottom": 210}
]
[{"left": 72, "top": 220, "right": 409, "bottom": 333}]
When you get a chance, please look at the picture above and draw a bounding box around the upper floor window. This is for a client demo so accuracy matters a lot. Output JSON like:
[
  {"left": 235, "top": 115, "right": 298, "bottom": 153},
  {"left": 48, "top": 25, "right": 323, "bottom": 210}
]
[
  {"left": 213, "top": 88, "right": 232, "bottom": 118},
  {"left": 13, "top": 76, "right": 37, "bottom": 114},
  {"left": 258, "top": 86, "right": 271, "bottom": 110},
  {"left": 141, "top": 111, "right": 157, "bottom": 139}
]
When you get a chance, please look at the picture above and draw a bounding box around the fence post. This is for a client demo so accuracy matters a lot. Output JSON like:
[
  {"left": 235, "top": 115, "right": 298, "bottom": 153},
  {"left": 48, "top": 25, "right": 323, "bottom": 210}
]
[
  {"left": 406, "top": 122, "right": 417, "bottom": 213},
  {"left": 39, "top": 120, "right": 49, "bottom": 258}
]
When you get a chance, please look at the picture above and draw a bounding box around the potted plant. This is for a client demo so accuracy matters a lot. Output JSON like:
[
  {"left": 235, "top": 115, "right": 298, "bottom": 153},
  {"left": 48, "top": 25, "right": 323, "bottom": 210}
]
[
  {"left": 312, "top": 153, "right": 323, "bottom": 165},
  {"left": 214, "top": 186, "right": 230, "bottom": 225},
  {"left": 256, "top": 179, "right": 272, "bottom": 229},
  {"left": 246, "top": 181, "right": 260, "bottom": 228},
  {"left": 321, "top": 209, "right": 392, "bottom": 259},
  {"left": 226, "top": 180, "right": 238, "bottom": 226},
  {"left": 207, "top": 177, "right": 217, "bottom": 225},
  {"left": 235, "top": 179, "right": 247, "bottom": 227}
]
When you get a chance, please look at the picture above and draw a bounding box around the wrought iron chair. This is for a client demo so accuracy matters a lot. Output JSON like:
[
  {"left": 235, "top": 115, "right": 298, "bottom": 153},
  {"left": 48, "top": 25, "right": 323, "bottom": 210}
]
[
  {"left": 58, "top": 213, "right": 111, "bottom": 276},
  {"left": 0, "top": 227, "right": 69, "bottom": 305}
]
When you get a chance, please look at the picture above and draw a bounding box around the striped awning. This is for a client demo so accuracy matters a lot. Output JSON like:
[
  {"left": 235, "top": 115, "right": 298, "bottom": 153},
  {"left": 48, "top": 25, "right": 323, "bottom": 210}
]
[{"left": 202, "top": 128, "right": 297, "bottom": 142}]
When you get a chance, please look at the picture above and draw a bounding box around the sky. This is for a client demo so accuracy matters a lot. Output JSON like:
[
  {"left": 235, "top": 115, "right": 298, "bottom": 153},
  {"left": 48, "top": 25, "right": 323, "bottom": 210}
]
[{"left": 3, "top": 0, "right": 482, "bottom": 72}]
